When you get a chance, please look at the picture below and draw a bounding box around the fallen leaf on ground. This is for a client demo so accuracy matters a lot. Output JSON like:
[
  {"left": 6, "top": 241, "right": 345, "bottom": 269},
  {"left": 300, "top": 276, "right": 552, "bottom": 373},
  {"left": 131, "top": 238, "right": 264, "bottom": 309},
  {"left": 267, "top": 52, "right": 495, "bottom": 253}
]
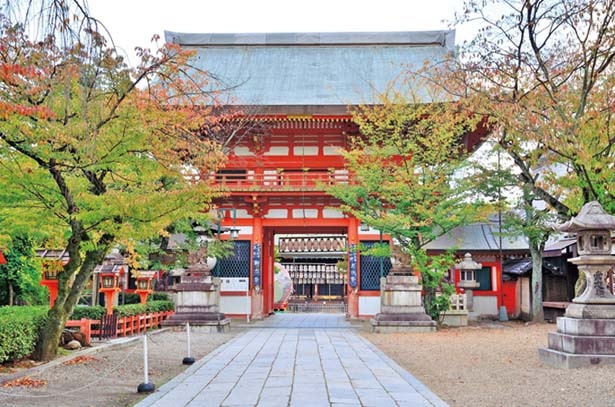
[
  {"left": 63, "top": 355, "right": 99, "bottom": 366},
  {"left": 2, "top": 377, "right": 47, "bottom": 388}
]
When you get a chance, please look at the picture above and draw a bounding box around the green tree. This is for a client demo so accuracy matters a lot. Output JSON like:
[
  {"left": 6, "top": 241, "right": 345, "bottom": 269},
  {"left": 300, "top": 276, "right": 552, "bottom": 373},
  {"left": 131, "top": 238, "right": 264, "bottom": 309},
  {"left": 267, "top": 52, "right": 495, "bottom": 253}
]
[
  {"left": 327, "top": 90, "right": 483, "bottom": 318},
  {"left": 0, "top": 10, "right": 226, "bottom": 360},
  {"left": 0, "top": 234, "right": 45, "bottom": 305}
]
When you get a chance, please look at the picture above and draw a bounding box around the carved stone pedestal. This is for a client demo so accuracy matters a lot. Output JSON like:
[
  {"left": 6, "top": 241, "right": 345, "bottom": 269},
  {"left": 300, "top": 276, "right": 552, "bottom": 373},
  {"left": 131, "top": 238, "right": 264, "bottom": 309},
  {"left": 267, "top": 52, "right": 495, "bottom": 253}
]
[
  {"left": 370, "top": 274, "right": 436, "bottom": 333},
  {"left": 163, "top": 253, "right": 230, "bottom": 333}
]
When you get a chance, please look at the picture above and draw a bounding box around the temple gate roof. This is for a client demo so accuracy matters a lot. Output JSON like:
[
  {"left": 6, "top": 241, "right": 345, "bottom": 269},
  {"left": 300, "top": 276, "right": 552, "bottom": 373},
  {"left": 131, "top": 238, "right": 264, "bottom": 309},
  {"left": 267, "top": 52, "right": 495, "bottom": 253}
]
[{"left": 165, "top": 30, "right": 455, "bottom": 111}]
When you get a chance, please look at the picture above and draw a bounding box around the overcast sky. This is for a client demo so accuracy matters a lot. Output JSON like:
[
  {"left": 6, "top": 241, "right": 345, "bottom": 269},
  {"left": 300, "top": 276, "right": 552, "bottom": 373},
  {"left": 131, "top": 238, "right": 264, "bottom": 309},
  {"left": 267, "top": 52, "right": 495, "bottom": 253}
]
[{"left": 88, "top": 0, "right": 468, "bottom": 66}]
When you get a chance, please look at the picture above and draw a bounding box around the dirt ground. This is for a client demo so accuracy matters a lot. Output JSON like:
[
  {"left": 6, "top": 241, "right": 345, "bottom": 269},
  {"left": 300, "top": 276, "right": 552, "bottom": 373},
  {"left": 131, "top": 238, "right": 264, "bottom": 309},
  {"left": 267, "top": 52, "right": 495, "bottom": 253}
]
[
  {"left": 0, "top": 327, "right": 241, "bottom": 407},
  {"left": 2, "top": 320, "right": 615, "bottom": 407},
  {"left": 362, "top": 321, "right": 615, "bottom": 407}
]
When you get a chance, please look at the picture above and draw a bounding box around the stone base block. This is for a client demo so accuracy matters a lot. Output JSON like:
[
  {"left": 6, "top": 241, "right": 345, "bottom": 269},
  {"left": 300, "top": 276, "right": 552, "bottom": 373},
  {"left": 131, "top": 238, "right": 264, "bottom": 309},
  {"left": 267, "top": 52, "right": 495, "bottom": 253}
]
[
  {"left": 539, "top": 347, "right": 615, "bottom": 369},
  {"left": 557, "top": 317, "right": 615, "bottom": 336},
  {"left": 565, "top": 304, "right": 615, "bottom": 319},
  {"left": 440, "top": 310, "right": 468, "bottom": 327},
  {"left": 381, "top": 305, "right": 427, "bottom": 314},
  {"left": 370, "top": 311, "right": 436, "bottom": 333},
  {"left": 370, "top": 319, "right": 436, "bottom": 333},
  {"left": 162, "top": 313, "right": 231, "bottom": 333}
]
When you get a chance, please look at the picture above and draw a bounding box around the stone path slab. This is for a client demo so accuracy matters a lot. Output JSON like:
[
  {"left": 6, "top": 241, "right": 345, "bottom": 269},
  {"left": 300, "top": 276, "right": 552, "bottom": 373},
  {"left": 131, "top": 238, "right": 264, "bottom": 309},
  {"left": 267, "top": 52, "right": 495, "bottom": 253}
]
[{"left": 135, "top": 313, "right": 447, "bottom": 407}]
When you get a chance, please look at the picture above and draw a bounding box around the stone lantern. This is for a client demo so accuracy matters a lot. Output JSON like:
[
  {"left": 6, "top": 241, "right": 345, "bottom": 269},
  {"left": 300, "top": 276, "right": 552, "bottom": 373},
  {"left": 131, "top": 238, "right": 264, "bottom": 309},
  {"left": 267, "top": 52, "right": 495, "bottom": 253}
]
[
  {"left": 539, "top": 201, "right": 615, "bottom": 368},
  {"left": 135, "top": 270, "right": 156, "bottom": 304},
  {"left": 455, "top": 253, "right": 481, "bottom": 314},
  {"left": 456, "top": 253, "right": 481, "bottom": 289},
  {"left": 558, "top": 201, "right": 615, "bottom": 307}
]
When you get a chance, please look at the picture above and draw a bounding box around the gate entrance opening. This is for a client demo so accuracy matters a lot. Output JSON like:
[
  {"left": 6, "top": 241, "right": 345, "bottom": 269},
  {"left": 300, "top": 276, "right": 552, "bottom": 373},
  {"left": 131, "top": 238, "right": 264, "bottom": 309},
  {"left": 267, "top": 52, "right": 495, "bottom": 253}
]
[{"left": 274, "top": 233, "right": 348, "bottom": 313}]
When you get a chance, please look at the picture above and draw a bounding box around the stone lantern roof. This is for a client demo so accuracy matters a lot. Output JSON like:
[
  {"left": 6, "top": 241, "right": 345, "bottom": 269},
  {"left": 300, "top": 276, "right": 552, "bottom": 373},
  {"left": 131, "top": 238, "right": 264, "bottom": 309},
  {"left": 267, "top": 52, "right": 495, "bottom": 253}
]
[
  {"left": 454, "top": 253, "right": 482, "bottom": 270},
  {"left": 557, "top": 201, "right": 615, "bottom": 232}
]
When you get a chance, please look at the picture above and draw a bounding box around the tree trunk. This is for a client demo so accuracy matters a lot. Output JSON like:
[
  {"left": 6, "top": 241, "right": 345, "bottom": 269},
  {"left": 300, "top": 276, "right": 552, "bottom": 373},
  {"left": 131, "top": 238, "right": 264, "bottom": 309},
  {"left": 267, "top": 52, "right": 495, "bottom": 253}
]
[
  {"left": 34, "top": 233, "right": 113, "bottom": 361},
  {"left": 8, "top": 281, "right": 13, "bottom": 306},
  {"left": 530, "top": 243, "right": 544, "bottom": 322}
]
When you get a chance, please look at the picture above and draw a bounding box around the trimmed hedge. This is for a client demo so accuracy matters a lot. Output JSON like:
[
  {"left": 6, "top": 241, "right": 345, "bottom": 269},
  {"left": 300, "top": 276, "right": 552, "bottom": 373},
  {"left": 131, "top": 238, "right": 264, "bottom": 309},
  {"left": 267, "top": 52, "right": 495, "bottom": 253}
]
[
  {"left": 69, "top": 300, "right": 174, "bottom": 319},
  {"left": 70, "top": 305, "right": 105, "bottom": 320},
  {"left": 121, "top": 292, "right": 170, "bottom": 305},
  {"left": 150, "top": 292, "right": 170, "bottom": 301},
  {"left": 0, "top": 306, "right": 48, "bottom": 364},
  {"left": 145, "top": 300, "right": 174, "bottom": 313}
]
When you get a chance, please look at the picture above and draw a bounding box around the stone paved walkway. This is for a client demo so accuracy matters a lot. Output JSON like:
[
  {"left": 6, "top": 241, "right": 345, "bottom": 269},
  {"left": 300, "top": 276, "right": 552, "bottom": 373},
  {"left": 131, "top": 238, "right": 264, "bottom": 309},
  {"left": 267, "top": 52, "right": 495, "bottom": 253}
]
[{"left": 134, "top": 314, "right": 447, "bottom": 407}]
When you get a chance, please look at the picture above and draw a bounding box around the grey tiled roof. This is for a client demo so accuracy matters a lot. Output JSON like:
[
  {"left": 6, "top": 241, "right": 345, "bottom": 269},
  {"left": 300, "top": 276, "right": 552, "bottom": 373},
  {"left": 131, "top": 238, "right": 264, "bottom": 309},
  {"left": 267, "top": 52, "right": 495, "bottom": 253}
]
[
  {"left": 165, "top": 31, "right": 455, "bottom": 107},
  {"left": 423, "top": 223, "right": 529, "bottom": 252}
]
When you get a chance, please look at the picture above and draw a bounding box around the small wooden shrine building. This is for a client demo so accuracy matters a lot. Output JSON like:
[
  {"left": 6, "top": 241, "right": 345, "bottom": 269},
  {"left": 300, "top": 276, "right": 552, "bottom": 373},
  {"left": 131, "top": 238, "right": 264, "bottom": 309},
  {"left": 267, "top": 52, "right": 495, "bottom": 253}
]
[{"left": 166, "top": 30, "right": 485, "bottom": 318}]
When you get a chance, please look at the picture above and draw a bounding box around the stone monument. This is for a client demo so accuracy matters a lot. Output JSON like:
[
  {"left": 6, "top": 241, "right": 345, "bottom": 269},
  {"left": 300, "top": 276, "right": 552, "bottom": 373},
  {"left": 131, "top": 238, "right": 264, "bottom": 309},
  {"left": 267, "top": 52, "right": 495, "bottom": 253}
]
[
  {"left": 539, "top": 201, "right": 615, "bottom": 368},
  {"left": 163, "top": 246, "right": 230, "bottom": 332},
  {"left": 370, "top": 244, "right": 436, "bottom": 333}
]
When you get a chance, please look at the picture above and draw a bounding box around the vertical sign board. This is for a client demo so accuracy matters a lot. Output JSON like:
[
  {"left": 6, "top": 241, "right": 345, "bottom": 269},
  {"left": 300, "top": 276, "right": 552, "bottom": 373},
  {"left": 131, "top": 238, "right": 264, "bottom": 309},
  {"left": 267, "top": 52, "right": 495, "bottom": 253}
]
[
  {"left": 252, "top": 243, "right": 261, "bottom": 288},
  {"left": 349, "top": 244, "right": 358, "bottom": 288}
]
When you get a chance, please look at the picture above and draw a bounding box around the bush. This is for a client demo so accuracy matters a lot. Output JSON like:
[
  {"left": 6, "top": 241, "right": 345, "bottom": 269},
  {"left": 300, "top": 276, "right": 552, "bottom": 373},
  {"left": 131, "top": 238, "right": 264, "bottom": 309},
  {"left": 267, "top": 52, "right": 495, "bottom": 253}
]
[
  {"left": 121, "top": 293, "right": 141, "bottom": 304},
  {"left": 145, "top": 300, "right": 174, "bottom": 313},
  {"left": 0, "top": 306, "right": 48, "bottom": 364},
  {"left": 149, "top": 292, "right": 170, "bottom": 301},
  {"left": 114, "top": 303, "right": 146, "bottom": 317},
  {"left": 120, "top": 292, "right": 169, "bottom": 305},
  {"left": 67, "top": 300, "right": 174, "bottom": 320},
  {"left": 70, "top": 305, "right": 105, "bottom": 320}
]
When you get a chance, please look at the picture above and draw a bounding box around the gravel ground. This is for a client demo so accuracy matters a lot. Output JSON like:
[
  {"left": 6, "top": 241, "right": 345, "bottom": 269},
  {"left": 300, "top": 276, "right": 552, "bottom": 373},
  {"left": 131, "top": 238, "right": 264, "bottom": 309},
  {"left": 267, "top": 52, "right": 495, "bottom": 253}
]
[
  {"left": 0, "top": 326, "right": 241, "bottom": 407},
  {"left": 362, "top": 321, "right": 615, "bottom": 407},
  {"left": 2, "top": 320, "right": 615, "bottom": 407}
]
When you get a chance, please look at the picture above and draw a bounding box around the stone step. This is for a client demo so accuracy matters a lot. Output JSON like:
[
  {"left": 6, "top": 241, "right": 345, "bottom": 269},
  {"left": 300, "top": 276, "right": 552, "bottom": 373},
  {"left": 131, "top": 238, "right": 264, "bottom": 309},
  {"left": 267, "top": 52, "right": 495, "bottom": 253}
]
[
  {"left": 538, "top": 347, "right": 615, "bottom": 368},
  {"left": 548, "top": 332, "right": 615, "bottom": 354}
]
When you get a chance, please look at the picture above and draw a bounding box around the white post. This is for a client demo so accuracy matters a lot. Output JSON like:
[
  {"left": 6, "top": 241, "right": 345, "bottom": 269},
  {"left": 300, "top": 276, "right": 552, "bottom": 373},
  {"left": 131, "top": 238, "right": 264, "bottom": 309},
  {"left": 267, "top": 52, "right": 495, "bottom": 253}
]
[
  {"left": 182, "top": 322, "right": 195, "bottom": 365},
  {"left": 186, "top": 322, "right": 191, "bottom": 357},
  {"left": 143, "top": 335, "right": 149, "bottom": 384},
  {"left": 137, "top": 334, "right": 155, "bottom": 393}
]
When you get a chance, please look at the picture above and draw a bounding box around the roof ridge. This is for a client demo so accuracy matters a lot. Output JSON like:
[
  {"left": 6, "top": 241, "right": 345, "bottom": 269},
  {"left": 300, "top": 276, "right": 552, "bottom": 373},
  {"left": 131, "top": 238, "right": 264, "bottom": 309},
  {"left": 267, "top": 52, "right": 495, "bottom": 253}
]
[{"left": 165, "top": 30, "right": 455, "bottom": 51}]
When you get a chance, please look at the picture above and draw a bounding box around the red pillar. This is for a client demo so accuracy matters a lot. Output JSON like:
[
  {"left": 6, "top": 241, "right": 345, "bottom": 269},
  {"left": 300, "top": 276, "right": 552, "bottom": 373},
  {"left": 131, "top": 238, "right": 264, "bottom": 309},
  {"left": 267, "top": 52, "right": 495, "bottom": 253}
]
[
  {"left": 262, "top": 228, "right": 275, "bottom": 315},
  {"left": 347, "top": 217, "right": 359, "bottom": 319},
  {"left": 41, "top": 280, "right": 59, "bottom": 307},
  {"left": 253, "top": 216, "right": 267, "bottom": 315}
]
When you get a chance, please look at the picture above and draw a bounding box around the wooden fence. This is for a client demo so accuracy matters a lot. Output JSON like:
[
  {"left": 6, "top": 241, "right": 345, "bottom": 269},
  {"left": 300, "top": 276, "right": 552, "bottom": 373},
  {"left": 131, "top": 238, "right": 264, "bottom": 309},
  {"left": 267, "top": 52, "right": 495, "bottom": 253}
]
[{"left": 65, "top": 310, "right": 174, "bottom": 344}]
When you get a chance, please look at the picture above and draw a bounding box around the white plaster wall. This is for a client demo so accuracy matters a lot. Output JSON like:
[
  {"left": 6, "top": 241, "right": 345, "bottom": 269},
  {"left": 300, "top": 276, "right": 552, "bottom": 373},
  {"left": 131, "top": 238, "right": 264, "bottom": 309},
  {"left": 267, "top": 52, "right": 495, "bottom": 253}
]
[
  {"left": 359, "top": 296, "right": 381, "bottom": 316},
  {"left": 236, "top": 209, "right": 252, "bottom": 219},
  {"left": 292, "top": 208, "right": 318, "bottom": 218},
  {"left": 473, "top": 295, "right": 498, "bottom": 317},
  {"left": 323, "top": 146, "right": 342, "bottom": 155},
  {"left": 322, "top": 208, "right": 345, "bottom": 218},
  {"left": 233, "top": 146, "right": 254, "bottom": 156},
  {"left": 264, "top": 146, "right": 289, "bottom": 155},
  {"left": 293, "top": 146, "right": 318, "bottom": 155},
  {"left": 265, "top": 209, "right": 288, "bottom": 218},
  {"left": 220, "top": 296, "right": 251, "bottom": 315}
]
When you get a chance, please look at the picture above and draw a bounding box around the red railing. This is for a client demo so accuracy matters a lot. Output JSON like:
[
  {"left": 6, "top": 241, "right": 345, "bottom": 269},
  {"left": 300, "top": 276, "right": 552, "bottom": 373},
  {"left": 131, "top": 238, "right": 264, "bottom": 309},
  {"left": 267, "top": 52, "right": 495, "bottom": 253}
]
[
  {"left": 65, "top": 310, "right": 174, "bottom": 343},
  {"left": 208, "top": 170, "right": 351, "bottom": 192}
]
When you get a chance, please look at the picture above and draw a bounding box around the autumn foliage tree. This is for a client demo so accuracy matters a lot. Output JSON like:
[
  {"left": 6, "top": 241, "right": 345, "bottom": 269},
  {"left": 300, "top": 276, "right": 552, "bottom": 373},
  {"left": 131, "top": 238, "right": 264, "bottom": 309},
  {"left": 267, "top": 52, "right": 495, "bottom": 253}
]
[
  {"left": 0, "top": 11, "right": 226, "bottom": 360},
  {"left": 428, "top": 0, "right": 615, "bottom": 321},
  {"left": 327, "top": 90, "right": 484, "bottom": 319}
]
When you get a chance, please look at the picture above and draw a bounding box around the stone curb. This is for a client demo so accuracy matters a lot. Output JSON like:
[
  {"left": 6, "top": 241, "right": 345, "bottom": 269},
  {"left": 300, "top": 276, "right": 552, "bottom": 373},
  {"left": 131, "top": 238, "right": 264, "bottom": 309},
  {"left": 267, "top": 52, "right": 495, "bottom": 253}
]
[{"left": 0, "top": 328, "right": 172, "bottom": 386}]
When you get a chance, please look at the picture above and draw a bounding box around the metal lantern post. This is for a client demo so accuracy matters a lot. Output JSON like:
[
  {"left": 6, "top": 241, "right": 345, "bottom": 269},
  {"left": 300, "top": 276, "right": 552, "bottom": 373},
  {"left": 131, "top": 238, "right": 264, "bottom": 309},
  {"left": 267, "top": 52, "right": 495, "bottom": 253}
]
[
  {"left": 98, "top": 268, "right": 120, "bottom": 315},
  {"left": 135, "top": 271, "right": 156, "bottom": 304}
]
